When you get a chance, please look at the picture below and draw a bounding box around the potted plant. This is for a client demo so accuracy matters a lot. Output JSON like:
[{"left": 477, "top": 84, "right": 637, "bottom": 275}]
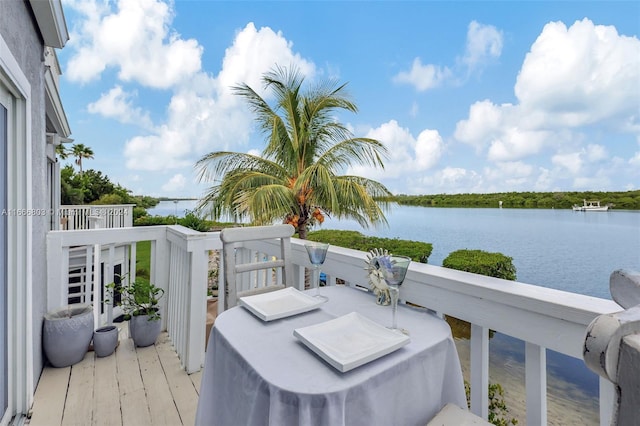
[{"left": 107, "top": 277, "right": 164, "bottom": 347}]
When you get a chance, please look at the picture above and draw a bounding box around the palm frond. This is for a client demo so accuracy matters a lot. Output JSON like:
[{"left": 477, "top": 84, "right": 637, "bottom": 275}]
[{"left": 317, "top": 138, "right": 388, "bottom": 172}]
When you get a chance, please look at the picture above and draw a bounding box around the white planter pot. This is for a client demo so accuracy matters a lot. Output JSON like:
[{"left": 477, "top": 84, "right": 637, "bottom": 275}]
[
  {"left": 43, "top": 304, "right": 94, "bottom": 367},
  {"left": 129, "top": 315, "right": 161, "bottom": 347},
  {"left": 93, "top": 325, "right": 119, "bottom": 357}
]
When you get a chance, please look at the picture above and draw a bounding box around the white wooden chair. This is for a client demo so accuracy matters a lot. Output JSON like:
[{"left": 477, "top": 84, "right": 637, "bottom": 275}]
[{"left": 219, "top": 224, "right": 295, "bottom": 313}]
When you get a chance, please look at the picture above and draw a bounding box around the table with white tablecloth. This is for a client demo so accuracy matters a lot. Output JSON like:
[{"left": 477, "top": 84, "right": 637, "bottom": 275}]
[{"left": 195, "top": 285, "right": 466, "bottom": 426}]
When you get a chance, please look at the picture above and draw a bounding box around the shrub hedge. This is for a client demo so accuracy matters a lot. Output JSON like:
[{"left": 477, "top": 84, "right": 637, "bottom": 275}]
[
  {"left": 442, "top": 249, "right": 517, "bottom": 281},
  {"left": 307, "top": 229, "right": 432, "bottom": 263}
]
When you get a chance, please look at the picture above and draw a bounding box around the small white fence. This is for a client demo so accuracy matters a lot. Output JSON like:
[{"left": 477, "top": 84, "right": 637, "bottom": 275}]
[
  {"left": 46, "top": 225, "right": 621, "bottom": 424},
  {"left": 59, "top": 204, "right": 135, "bottom": 230}
]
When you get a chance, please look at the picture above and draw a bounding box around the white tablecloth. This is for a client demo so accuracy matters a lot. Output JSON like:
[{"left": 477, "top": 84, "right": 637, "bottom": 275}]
[{"left": 195, "top": 286, "right": 466, "bottom": 426}]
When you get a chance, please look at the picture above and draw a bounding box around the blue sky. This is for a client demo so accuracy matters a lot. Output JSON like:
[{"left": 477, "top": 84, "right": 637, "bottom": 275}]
[{"left": 57, "top": 0, "right": 640, "bottom": 198}]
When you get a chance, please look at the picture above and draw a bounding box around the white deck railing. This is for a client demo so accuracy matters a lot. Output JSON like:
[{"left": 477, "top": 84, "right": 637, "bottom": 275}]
[
  {"left": 45, "top": 225, "right": 621, "bottom": 425},
  {"left": 59, "top": 204, "right": 135, "bottom": 230},
  {"left": 46, "top": 225, "right": 219, "bottom": 374}
]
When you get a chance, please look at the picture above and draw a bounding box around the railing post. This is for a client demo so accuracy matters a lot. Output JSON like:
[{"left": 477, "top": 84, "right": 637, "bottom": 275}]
[
  {"left": 583, "top": 269, "right": 640, "bottom": 426},
  {"left": 599, "top": 377, "right": 614, "bottom": 426},
  {"left": 470, "top": 323, "right": 489, "bottom": 419},
  {"left": 525, "top": 342, "right": 547, "bottom": 425},
  {"left": 218, "top": 249, "right": 226, "bottom": 314},
  {"left": 124, "top": 205, "right": 133, "bottom": 227},
  {"left": 186, "top": 239, "right": 208, "bottom": 373}
]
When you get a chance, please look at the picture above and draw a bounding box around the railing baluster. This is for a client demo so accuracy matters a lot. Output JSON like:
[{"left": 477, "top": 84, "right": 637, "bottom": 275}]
[
  {"left": 470, "top": 323, "right": 489, "bottom": 419},
  {"left": 525, "top": 341, "right": 547, "bottom": 425},
  {"left": 83, "top": 245, "right": 92, "bottom": 304},
  {"left": 177, "top": 247, "right": 187, "bottom": 362},
  {"left": 91, "top": 243, "right": 101, "bottom": 327},
  {"left": 103, "top": 244, "right": 115, "bottom": 325}
]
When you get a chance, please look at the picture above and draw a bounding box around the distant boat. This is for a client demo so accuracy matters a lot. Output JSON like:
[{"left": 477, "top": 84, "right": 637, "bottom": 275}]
[{"left": 572, "top": 200, "right": 609, "bottom": 212}]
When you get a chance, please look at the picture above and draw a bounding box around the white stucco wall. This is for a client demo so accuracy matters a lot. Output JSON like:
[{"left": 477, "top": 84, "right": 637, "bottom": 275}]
[{"left": 0, "top": 0, "right": 49, "bottom": 393}]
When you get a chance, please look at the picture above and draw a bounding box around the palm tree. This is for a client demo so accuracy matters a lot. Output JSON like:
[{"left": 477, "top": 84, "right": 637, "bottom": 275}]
[
  {"left": 55, "top": 143, "right": 69, "bottom": 160},
  {"left": 71, "top": 143, "right": 94, "bottom": 174},
  {"left": 196, "top": 65, "right": 391, "bottom": 239}
]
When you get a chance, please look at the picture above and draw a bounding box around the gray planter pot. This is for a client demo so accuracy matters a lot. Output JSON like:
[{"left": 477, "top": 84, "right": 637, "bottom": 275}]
[
  {"left": 43, "top": 304, "right": 94, "bottom": 367},
  {"left": 129, "top": 315, "right": 161, "bottom": 347},
  {"left": 93, "top": 325, "right": 119, "bottom": 357}
]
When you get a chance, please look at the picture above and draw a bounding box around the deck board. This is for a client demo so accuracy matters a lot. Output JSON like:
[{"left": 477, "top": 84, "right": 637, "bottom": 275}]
[
  {"left": 155, "top": 334, "right": 200, "bottom": 425},
  {"left": 29, "top": 330, "right": 202, "bottom": 426},
  {"left": 92, "top": 351, "right": 120, "bottom": 426},
  {"left": 62, "top": 352, "right": 95, "bottom": 425},
  {"left": 28, "top": 366, "right": 70, "bottom": 426},
  {"left": 116, "top": 332, "right": 152, "bottom": 426},
  {"left": 137, "top": 344, "right": 182, "bottom": 426}
]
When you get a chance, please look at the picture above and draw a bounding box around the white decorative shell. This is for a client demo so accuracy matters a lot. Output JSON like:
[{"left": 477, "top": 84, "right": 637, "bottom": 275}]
[{"left": 364, "top": 249, "right": 391, "bottom": 305}]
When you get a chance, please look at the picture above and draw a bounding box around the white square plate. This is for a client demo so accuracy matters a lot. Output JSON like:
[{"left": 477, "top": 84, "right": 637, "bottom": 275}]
[
  {"left": 239, "top": 287, "right": 326, "bottom": 321},
  {"left": 293, "top": 312, "right": 410, "bottom": 372}
]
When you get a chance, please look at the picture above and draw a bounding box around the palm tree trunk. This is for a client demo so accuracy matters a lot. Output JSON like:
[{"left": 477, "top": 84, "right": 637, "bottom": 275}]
[{"left": 298, "top": 223, "right": 307, "bottom": 240}]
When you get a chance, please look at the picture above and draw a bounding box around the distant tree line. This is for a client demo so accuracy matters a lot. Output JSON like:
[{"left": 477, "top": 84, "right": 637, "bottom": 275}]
[
  {"left": 61, "top": 165, "right": 158, "bottom": 219},
  {"left": 388, "top": 190, "right": 640, "bottom": 210}
]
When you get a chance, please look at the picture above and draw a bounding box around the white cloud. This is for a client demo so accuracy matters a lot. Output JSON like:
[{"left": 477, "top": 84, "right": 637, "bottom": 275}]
[
  {"left": 484, "top": 161, "right": 533, "bottom": 180},
  {"left": 486, "top": 128, "right": 551, "bottom": 161},
  {"left": 415, "top": 129, "right": 444, "bottom": 169},
  {"left": 124, "top": 22, "right": 315, "bottom": 171},
  {"left": 411, "top": 167, "right": 484, "bottom": 194},
  {"left": 453, "top": 100, "right": 504, "bottom": 150},
  {"left": 394, "top": 21, "right": 503, "bottom": 92},
  {"left": 534, "top": 167, "right": 552, "bottom": 191},
  {"left": 551, "top": 144, "right": 610, "bottom": 177},
  {"left": 161, "top": 174, "right": 187, "bottom": 192},
  {"left": 461, "top": 21, "right": 503, "bottom": 70},
  {"left": 66, "top": 0, "right": 202, "bottom": 88},
  {"left": 216, "top": 23, "right": 315, "bottom": 102},
  {"left": 454, "top": 18, "right": 640, "bottom": 166},
  {"left": 87, "top": 85, "right": 153, "bottom": 129},
  {"left": 630, "top": 152, "right": 640, "bottom": 166},
  {"left": 552, "top": 152, "right": 582, "bottom": 174},
  {"left": 574, "top": 175, "right": 611, "bottom": 189},
  {"left": 393, "top": 58, "right": 452, "bottom": 92},
  {"left": 585, "top": 144, "right": 607, "bottom": 162},
  {"left": 515, "top": 18, "right": 640, "bottom": 127},
  {"left": 347, "top": 120, "right": 444, "bottom": 180}
]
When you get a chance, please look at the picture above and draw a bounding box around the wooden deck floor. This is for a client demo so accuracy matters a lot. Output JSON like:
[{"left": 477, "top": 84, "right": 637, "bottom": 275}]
[{"left": 28, "top": 327, "right": 202, "bottom": 426}]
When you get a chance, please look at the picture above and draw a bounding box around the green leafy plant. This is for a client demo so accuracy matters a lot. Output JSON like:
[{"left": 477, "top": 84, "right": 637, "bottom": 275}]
[
  {"left": 106, "top": 276, "right": 164, "bottom": 322},
  {"left": 464, "top": 381, "right": 518, "bottom": 425},
  {"left": 179, "top": 210, "right": 210, "bottom": 232}
]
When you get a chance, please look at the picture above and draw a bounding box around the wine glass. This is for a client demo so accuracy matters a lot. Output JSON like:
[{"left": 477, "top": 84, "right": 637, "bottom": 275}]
[
  {"left": 305, "top": 241, "right": 330, "bottom": 300},
  {"left": 378, "top": 255, "right": 411, "bottom": 333}
]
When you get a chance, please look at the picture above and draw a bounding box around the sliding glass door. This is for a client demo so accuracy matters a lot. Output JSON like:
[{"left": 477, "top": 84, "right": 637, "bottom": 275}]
[{"left": 0, "top": 91, "right": 8, "bottom": 421}]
